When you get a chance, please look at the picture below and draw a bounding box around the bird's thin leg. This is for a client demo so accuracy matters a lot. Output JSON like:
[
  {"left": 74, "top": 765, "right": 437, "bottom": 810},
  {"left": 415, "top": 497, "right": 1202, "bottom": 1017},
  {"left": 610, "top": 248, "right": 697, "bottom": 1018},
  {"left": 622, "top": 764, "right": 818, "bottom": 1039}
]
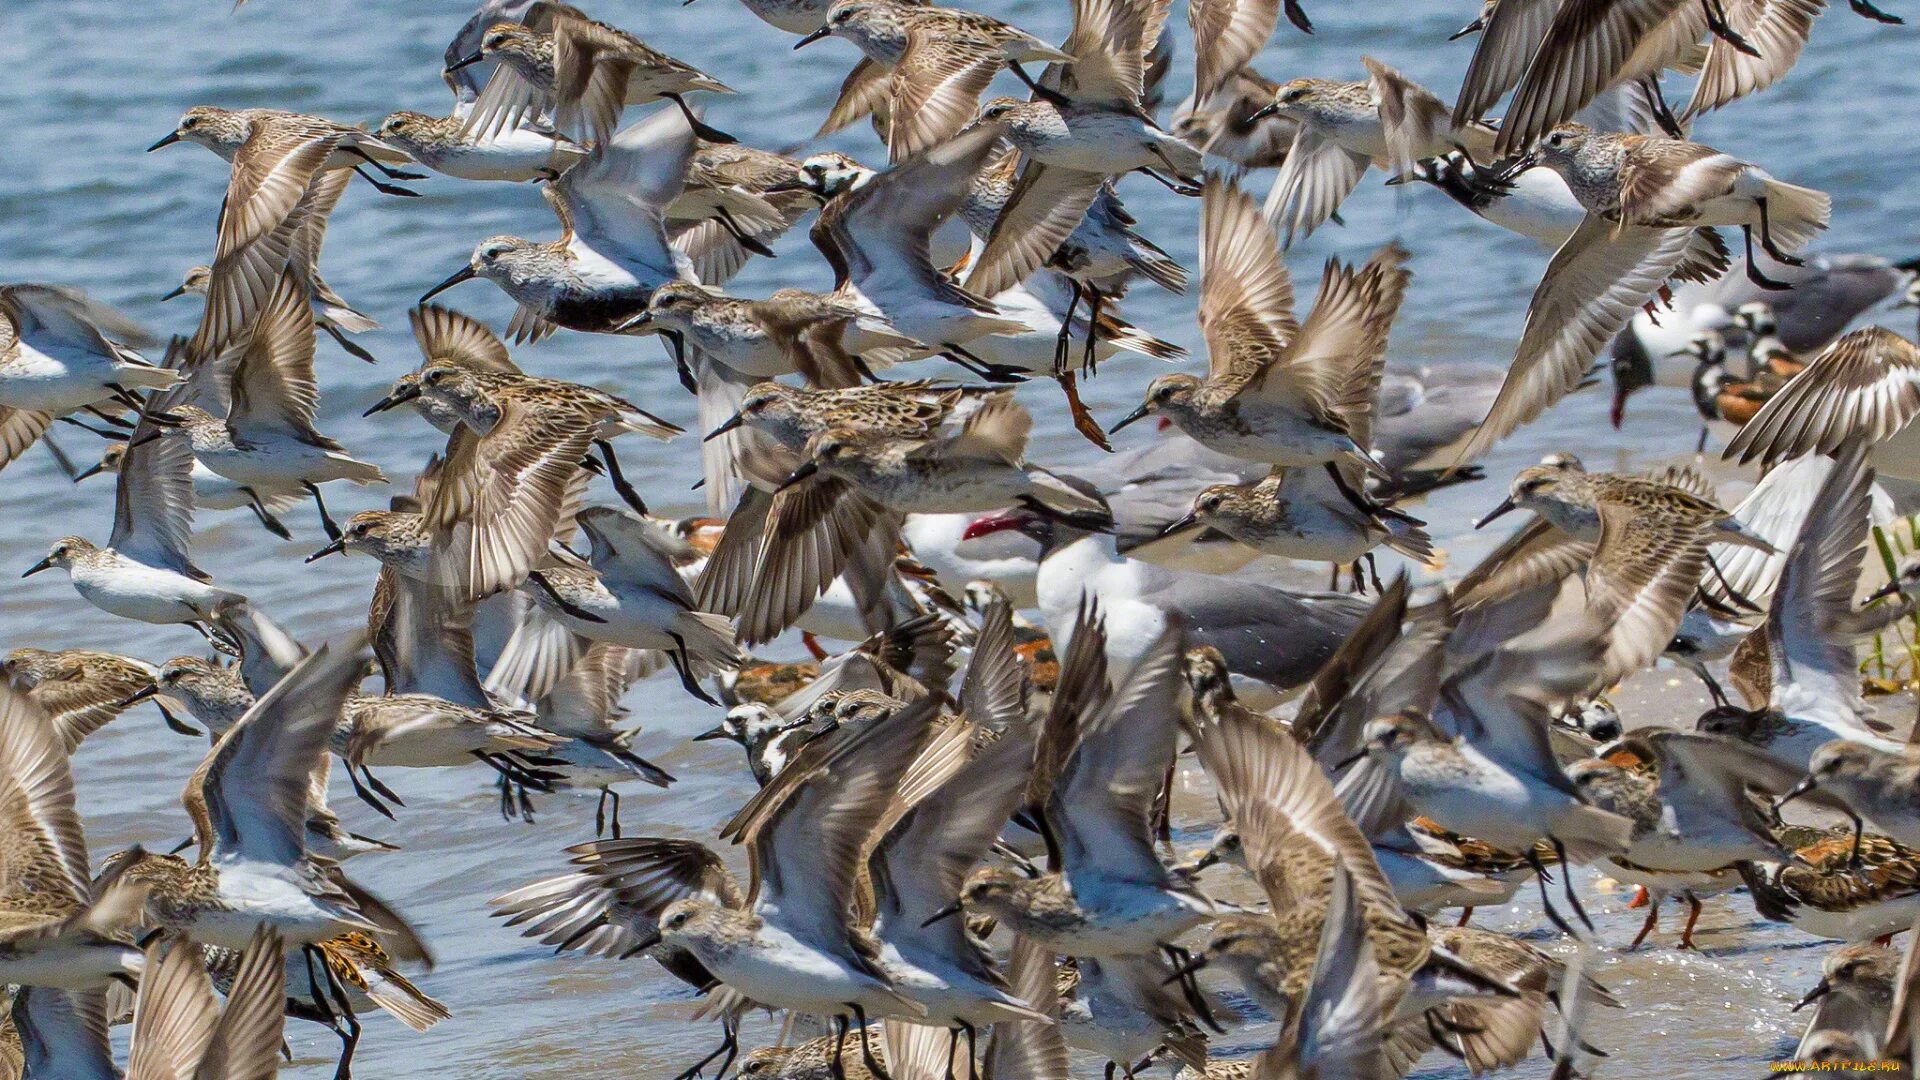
[
  {"left": 1741, "top": 225, "right": 1793, "bottom": 291},
  {"left": 1700, "top": 0, "right": 1761, "bottom": 55},
  {"left": 343, "top": 144, "right": 428, "bottom": 180},
  {"left": 1056, "top": 371, "right": 1112, "bottom": 451},
  {"left": 1679, "top": 894, "right": 1704, "bottom": 950},
  {"left": 242, "top": 488, "right": 294, "bottom": 541},
  {"left": 351, "top": 164, "right": 422, "bottom": 197},
  {"left": 596, "top": 440, "right": 650, "bottom": 515},
  {"left": 1456, "top": 906, "right": 1474, "bottom": 926},
  {"left": 832, "top": 1015, "right": 850, "bottom": 1080},
  {"left": 1527, "top": 849, "right": 1579, "bottom": 938},
  {"left": 944, "top": 1028, "right": 960, "bottom": 1080},
  {"left": 303, "top": 481, "right": 342, "bottom": 540},
  {"left": 668, "top": 632, "right": 722, "bottom": 706},
  {"left": 1642, "top": 78, "right": 1685, "bottom": 137},
  {"left": 345, "top": 765, "right": 397, "bottom": 820},
  {"left": 82, "top": 404, "right": 137, "bottom": 429},
  {"left": 322, "top": 956, "right": 362, "bottom": 1080},
  {"left": 963, "top": 1022, "right": 978, "bottom": 1080},
  {"left": 1054, "top": 279, "right": 1082, "bottom": 378},
  {"left": 608, "top": 788, "right": 622, "bottom": 839},
  {"left": 672, "top": 1018, "right": 738, "bottom": 1080},
  {"left": 1755, "top": 197, "right": 1807, "bottom": 266},
  {"left": 1007, "top": 63, "right": 1070, "bottom": 106},
  {"left": 1081, "top": 288, "right": 1103, "bottom": 376},
  {"left": 1552, "top": 838, "right": 1595, "bottom": 932},
  {"left": 662, "top": 92, "right": 739, "bottom": 144},
  {"left": 1627, "top": 895, "right": 1659, "bottom": 950},
  {"left": 851, "top": 1004, "right": 891, "bottom": 1080},
  {"left": 1366, "top": 552, "right": 1384, "bottom": 593},
  {"left": 595, "top": 788, "right": 610, "bottom": 837},
  {"left": 1848, "top": 0, "right": 1905, "bottom": 22},
  {"left": 322, "top": 321, "right": 379, "bottom": 364}
]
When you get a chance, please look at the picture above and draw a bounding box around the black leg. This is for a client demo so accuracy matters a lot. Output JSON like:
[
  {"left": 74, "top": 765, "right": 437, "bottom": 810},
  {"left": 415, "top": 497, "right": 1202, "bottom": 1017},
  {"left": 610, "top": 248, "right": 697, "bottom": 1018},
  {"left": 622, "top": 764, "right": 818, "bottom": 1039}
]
[
  {"left": 1701, "top": 0, "right": 1762, "bottom": 55},
  {"left": 345, "top": 765, "right": 398, "bottom": 820},
  {"left": 608, "top": 787, "right": 622, "bottom": 838},
  {"left": 1643, "top": 77, "right": 1684, "bottom": 137},
  {"left": 832, "top": 1014, "right": 850, "bottom": 1080},
  {"left": 1848, "top": 0, "right": 1905, "bottom": 21},
  {"left": 944, "top": 1027, "right": 960, "bottom": 1080},
  {"left": 962, "top": 1021, "right": 978, "bottom": 1080},
  {"left": 1324, "top": 460, "right": 1386, "bottom": 517},
  {"left": 241, "top": 487, "right": 295, "bottom": 541},
  {"left": 323, "top": 321, "right": 379, "bottom": 364},
  {"left": 668, "top": 632, "right": 722, "bottom": 706},
  {"left": 1553, "top": 837, "right": 1595, "bottom": 932},
  {"left": 1741, "top": 226, "right": 1793, "bottom": 291},
  {"left": 850, "top": 1004, "right": 891, "bottom": 1080},
  {"left": 351, "top": 164, "right": 422, "bottom": 197},
  {"left": 1081, "top": 288, "right": 1103, "bottom": 375},
  {"left": 714, "top": 206, "right": 776, "bottom": 258},
  {"left": 1007, "top": 63, "right": 1070, "bottom": 106},
  {"left": 595, "top": 788, "right": 610, "bottom": 837},
  {"left": 596, "top": 440, "right": 650, "bottom": 515},
  {"left": 1527, "top": 848, "right": 1579, "bottom": 938},
  {"left": 663, "top": 92, "right": 739, "bottom": 144},
  {"left": 1366, "top": 552, "right": 1384, "bottom": 593},
  {"left": 344, "top": 143, "right": 428, "bottom": 180},
  {"left": 303, "top": 481, "right": 342, "bottom": 540},
  {"left": 1134, "top": 166, "right": 1202, "bottom": 197},
  {"left": 671, "top": 1018, "right": 738, "bottom": 1080},
  {"left": 1755, "top": 197, "right": 1806, "bottom": 266},
  {"left": 1053, "top": 278, "right": 1081, "bottom": 378},
  {"left": 82, "top": 404, "right": 136, "bottom": 429}
]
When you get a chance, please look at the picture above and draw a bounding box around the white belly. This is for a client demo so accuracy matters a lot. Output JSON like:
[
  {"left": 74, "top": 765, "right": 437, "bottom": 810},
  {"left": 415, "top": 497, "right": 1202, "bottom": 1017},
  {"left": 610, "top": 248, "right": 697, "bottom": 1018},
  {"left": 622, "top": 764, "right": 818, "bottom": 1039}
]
[{"left": 70, "top": 558, "right": 218, "bottom": 622}]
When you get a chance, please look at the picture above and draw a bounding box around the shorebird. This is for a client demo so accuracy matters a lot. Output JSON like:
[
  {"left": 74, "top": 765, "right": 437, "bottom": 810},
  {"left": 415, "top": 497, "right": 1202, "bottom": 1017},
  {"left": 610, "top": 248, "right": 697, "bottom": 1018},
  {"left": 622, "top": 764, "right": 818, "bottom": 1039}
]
[
  {"left": 692, "top": 702, "right": 815, "bottom": 785},
  {"left": 1566, "top": 729, "right": 1804, "bottom": 949},
  {"left": 1723, "top": 328, "right": 1920, "bottom": 483},
  {"left": 2, "top": 647, "right": 190, "bottom": 749},
  {"left": 122, "top": 927, "right": 286, "bottom": 1080},
  {"left": 797, "top": 0, "right": 1074, "bottom": 162},
  {"left": 1111, "top": 181, "right": 1403, "bottom": 518},
  {"left": 446, "top": 0, "right": 738, "bottom": 145},
  {"left": 669, "top": 142, "right": 831, "bottom": 285},
  {"left": 1695, "top": 442, "right": 1908, "bottom": 770},
  {"left": 628, "top": 281, "right": 919, "bottom": 387},
  {"left": 1519, "top": 126, "right": 1830, "bottom": 290},
  {"left": 1170, "top": 68, "right": 1296, "bottom": 174},
  {"left": 964, "top": 0, "right": 1200, "bottom": 304},
  {"left": 162, "top": 195, "right": 381, "bottom": 367},
  {"left": 1784, "top": 742, "right": 1920, "bottom": 856},
  {"left": 150, "top": 105, "right": 423, "bottom": 197},
  {"left": 0, "top": 680, "right": 146, "bottom": 994},
  {"left": 107, "top": 637, "right": 431, "bottom": 986},
  {"left": 374, "top": 109, "right": 587, "bottom": 182},
  {"left": 938, "top": 618, "right": 1222, "bottom": 957},
  {"left": 163, "top": 269, "right": 386, "bottom": 540},
  {"left": 0, "top": 284, "right": 172, "bottom": 470},
  {"left": 365, "top": 362, "right": 677, "bottom": 596},
  {"left": 520, "top": 508, "right": 744, "bottom": 701},
  {"left": 420, "top": 106, "right": 705, "bottom": 342},
  {"left": 1743, "top": 832, "right": 1920, "bottom": 942},
  {"left": 26, "top": 402, "right": 246, "bottom": 651},
  {"left": 134, "top": 657, "right": 255, "bottom": 737},
  {"left": 1792, "top": 943, "right": 1900, "bottom": 1063},
  {"left": 1190, "top": 0, "right": 1308, "bottom": 107},
  {"left": 529, "top": 641, "right": 675, "bottom": 836},
  {"left": 1252, "top": 58, "right": 1495, "bottom": 248},
  {"left": 1164, "top": 465, "right": 1432, "bottom": 591}
]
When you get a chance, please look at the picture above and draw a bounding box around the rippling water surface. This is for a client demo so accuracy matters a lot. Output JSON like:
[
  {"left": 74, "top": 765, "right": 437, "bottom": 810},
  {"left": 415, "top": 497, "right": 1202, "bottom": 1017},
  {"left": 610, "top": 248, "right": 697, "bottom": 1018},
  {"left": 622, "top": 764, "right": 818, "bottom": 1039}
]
[{"left": 4, "top": 0, "right": 1920, "bottom": 1075}]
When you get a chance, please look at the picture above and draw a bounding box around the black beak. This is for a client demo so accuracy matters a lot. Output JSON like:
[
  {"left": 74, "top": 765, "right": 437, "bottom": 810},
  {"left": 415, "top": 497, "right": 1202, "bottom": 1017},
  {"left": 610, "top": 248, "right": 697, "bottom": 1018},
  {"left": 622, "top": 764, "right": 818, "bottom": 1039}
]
[
  {"left": 1868, "top": 579, "right": 1903, "bottom": 603},
  {"left": 363, "top": 383, "right": 422, "bottom": 417},
  {"left": 704, "top": 412, "right": 747, "bottom": 442},
  {"left": 1775, "top": 774, "right": 1819, "bottom": 814},
  {"left": 160, "top": 284, "right": 189, "bottom": 302},
  {"left": 445, "top": 51, "right": 486, "bottom": 73},
  {"left": 148, "top": 131, "right": 183, "bottom": 152},
  {"left": 1793, "top": 977, "right": 1832, "bottom": 1012},
  {"left": 1474, "top": 497, "right": 1517, "bottom": 529},
  {"left": 920, "top": 900, "right": 965, "bottom": 928},
  {"left": 691, "top": 725, "right": 729, "bottom": 742},
  {"left": 1108, "top": 401, "right": 1153, "bottom": 434},
  {"left": 74, "top": 460, "right": 107, "bottom": 481},
  {"left": 1449, "top": 15, "right": 1485, "bottom": 40},
  {"left": 22, "top": 557, "right": 53, "bottom": 578},
  {"left": 1332, "top": 749, "right": 1368, "bottom": 771},
  {"left": 1247, "top": 102, "right": 1281, "bottom": 123},
  {"left": 306, "top": 538, "right": 347, "bottom": 563},
  {"left": 420, "top": 265, "right": 478, "bottom": 304},
  {"left": 794, "top": 26, "right": 832, "bottom": 48},
  {"left": 1161, "top": 953, "right": 1210, "bottom": 985},
  {"left": 118, "top": 685, "right": 160, "bottom": 709},
  {"left": 1497, "top": 151, "right": 1538, "bottom": 183},
  {"left": 619, "top": 931, "right": 663, "bottom": 959},
  {"left": 1159, "top": 510, "right": 1201, "bottom": 539},
  {"left": 776, "top": 460, "right": 820, "bottom": 492},
  {"left": 620, "top": 310, "right": 654, "bottom": 333}
]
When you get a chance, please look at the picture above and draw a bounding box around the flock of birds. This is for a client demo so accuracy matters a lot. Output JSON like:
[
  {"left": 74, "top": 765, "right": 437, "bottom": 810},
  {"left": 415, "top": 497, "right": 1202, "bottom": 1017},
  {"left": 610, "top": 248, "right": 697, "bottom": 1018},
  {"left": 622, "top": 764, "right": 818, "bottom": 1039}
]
[{"left": 14, "top": 0, "right": 1920, "bottom": 1076}]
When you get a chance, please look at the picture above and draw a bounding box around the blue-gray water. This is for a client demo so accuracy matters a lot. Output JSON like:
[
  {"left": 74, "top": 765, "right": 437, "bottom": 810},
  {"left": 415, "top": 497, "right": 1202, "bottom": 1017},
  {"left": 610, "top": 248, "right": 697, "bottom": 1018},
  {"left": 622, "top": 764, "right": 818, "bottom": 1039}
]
[{"left": 3, "top": 0, "right": 1917, "bottom": 1075}]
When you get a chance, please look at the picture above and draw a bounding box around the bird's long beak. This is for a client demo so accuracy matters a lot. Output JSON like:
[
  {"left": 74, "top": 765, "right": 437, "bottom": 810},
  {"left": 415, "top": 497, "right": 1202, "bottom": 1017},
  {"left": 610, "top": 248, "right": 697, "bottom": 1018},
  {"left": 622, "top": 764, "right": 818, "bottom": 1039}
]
[
  {"left": 1159, "top": 510, "right": 1201, "bottom": 539},
  {"left": 691, "top": 725, "right": 729, "bottom": 742},
  {"left": 1108, "top": 401, "right": 1153, "bottom": 434},
  {"left": 147, "top": 131, "right": 183, "bottom": 152},
  {"left": 620, "top": 310, "right": 654, "bottom": 333},
  {"left": 704, "top": 412, "right": 747, "bottom": 443},
  {"left": 21, "top": 557, "right": 53, "bottom": 578},
  {"left": 1331, "top": 749, "right": 1369, "bottom": 771},
  {"left": 1160, "top": 953, "right": 1210, "bottom": 985},
  {"left": 128, "top": 427, "right": 165, "bottom": 449},
  {"left": 1610, "top": 383, "right": 1633, "bottom": 429},
  {"left": 1473, "top": 497, "right": 1517, "bottom": 529},
  {"left": 363, "top": 383, "right": 422, "bottom": 417},
  {"left": 159, "top": 284, "right": 188, "bottom": 302},
  {"left": 1247, "top": 102, "right": 1281, "bottom": 123},
  {"left": 776, "top": 460, "right": 820, "bottom": 492},
  {"left": 962, "top": 509, "right": 1027, "bottom": 541},
  {"left": 1449, "top": 15, "right": 1485, "bottom": 40},
  {"left": 74, "top": 459, "right": 107, "bottom": 481},
  {"left": 1793, "top": 977, "right": 1832, "bottom": 1012},
  {"left": 1774, "top": 774, "right": 1820, "bottom": 813},
  {"left": 445, "top": 51, "right": 486, "bottom": 73},
  {"left": 619, "top": 931, "right": 663, "bottom": 959},
  {"left": 1497, "top": 151, "right": 1538, "bottom": 182},
  {"left": 793, "top": 27, "right": 832, "bottom": 49},
  {"left": 117, "top": 685, "right": 160, "bottom": 709},
  {"left": 920, "top": 901, "right": 965, "bottom": 928},
  {"left": 306, "top": 538, "right": 347, "bottom": 563},
  {"left": 420, "top": 265, "right": 478, "bottom": 304},
  {"left": 1868, "top": 579, "right": 1904, "bottom": 602}
]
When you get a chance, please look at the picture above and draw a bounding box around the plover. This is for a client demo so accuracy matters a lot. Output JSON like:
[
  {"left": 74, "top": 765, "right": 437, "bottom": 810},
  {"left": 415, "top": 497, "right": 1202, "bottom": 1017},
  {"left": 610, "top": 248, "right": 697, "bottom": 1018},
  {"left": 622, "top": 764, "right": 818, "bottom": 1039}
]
[{"left": 421, "top": 106, "right": 703, "bottom": 342}]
